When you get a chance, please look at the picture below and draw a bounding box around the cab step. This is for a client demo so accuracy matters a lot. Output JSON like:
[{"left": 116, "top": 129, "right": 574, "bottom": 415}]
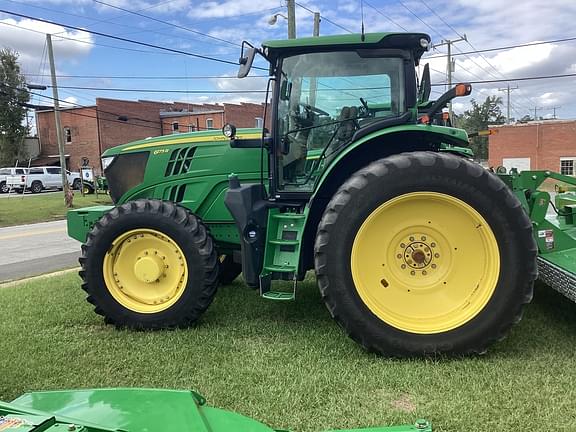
[{"left": 259, "top": 209, "right": 306, "bottom": 301}]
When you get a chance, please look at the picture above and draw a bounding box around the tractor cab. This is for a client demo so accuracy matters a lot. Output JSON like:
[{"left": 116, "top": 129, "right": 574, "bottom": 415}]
[{"left": 238, "top": 33, "right": 431, "bottom": 198}]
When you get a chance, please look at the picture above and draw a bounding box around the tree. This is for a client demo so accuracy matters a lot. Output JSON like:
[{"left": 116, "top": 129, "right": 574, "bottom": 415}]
[
  {"left": 0, "top": 49, "right": 30, "bottom": 166},
  {"left": 456, "top": 96, "right": 505, "bottom": 160}
]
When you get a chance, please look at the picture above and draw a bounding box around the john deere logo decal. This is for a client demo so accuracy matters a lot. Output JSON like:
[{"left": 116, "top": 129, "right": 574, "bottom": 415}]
[{"left": 0, "top": 416, "right": 29, "bottom": 430}]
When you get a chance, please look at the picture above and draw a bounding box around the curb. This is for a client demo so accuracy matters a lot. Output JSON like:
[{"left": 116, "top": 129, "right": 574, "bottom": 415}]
[{"left": 0, "top": 267, "right": 79, "bottom": 289}]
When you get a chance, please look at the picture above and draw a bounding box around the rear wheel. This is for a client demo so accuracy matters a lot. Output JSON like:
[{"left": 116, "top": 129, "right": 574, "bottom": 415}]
[
  {"left": 72, "top": 179, "right": 81, "bottom": 190},
  {"left": 80, "top": 199, "right": 219, "bottom": 329},
  {"left": 314, "top": 152, "right": 537, "bottom": 356},
  {"left": 31, "top": 181, "right": 43, "bottom": 194}
]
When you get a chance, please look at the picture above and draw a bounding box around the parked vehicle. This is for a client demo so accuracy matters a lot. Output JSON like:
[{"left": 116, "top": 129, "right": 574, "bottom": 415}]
[
  {"left": 6, "top": 166, "right": 81, "bottom": 193},
  {"left": 0, "top": 167, "right": 28, "bottom": 193}
]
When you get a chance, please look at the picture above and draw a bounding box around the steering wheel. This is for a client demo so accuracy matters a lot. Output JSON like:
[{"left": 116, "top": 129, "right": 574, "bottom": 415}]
[{"left": 299, "top": 102, "right": 330, "bottom": 117}]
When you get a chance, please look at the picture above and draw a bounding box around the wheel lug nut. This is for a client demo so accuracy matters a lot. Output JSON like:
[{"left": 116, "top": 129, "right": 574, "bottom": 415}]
[
  {"left": 397, "top": 254, "right": 402, "bottom": 259},
  {"left": 421, "top": 236, "right": 426, "bottom": 241},
  {"left": 431, "top": 264, "right": 437, "bottom": 269},
  {"left": 431, "top": 242, "right": 436, "bottom": 247},
  {"left": 422, "top": 270, "right": 427, "bottom": 275},
  {"left": 434, "top": 253, "right": 440, "bottom": 258},
  {"left": 409, "top": 236, "right": 415, "bottom": 241},
  {"left": 401, "top": 264, "right": 406, "bottom": 269},
  {"left": 400, "top": 243, "right": 405, "bottom": 248},
  {"left": 410, "top": 270, "right": 415, "bottom": 276}
]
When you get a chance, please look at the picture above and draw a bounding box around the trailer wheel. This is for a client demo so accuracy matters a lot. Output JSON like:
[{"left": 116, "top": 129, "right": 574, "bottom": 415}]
[
  {"left": 314, "top": 152, "right": 537, "bottom": 356},
  {"left": 218, "top": 255, "right": 242, "bottom": 285},
  {"left": 80, "top": 199, "right": 219, "bottom": 329}
]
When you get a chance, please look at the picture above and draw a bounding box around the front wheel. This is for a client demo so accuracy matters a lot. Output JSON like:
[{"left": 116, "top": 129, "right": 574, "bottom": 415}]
[
  {"left": 0, "top": 181, "right": 7, "bottom": 193},
  {"left": 314, "top": 152, "right": 537, "bottom": 356},
  {"left": 80, "top": 199, "right": 219, "bottom": 329}
]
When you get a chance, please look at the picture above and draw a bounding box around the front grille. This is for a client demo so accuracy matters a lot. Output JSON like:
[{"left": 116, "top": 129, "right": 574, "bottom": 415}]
[{"left": 105, "top": 152, "right": 149, "bottom": 203}]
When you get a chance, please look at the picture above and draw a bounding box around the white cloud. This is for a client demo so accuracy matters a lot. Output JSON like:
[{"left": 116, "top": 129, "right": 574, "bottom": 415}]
[{"left": 0, "top": 18, "right": 93, "bottom": 77}]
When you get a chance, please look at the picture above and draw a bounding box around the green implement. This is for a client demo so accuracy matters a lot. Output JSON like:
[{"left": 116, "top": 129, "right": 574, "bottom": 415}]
[{"left": 0, "top": 389, "right": 431, "bottom": 432}]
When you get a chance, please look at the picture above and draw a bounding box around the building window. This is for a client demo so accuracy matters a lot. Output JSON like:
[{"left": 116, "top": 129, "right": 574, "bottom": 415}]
[
  {"left": 206, "top": 118, "right": 214, "bottom": 129},
  {"left": 64, "top": 127, "right": 71, "bottom": 143},
  {"left": 172, "top": 122, "right": 179, "bottom": 134},
  {"left": 255, "top": 117, "right": 263, "bottom": 128},
  {"left": 560, "top": 158, "right": 576, "bottom": 176},
  {"left": 188, "top": 124, "right": 197, "bottom": 132}
]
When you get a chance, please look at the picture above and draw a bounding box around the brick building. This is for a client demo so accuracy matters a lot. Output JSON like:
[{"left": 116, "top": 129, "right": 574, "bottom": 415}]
[
  {"left": 35, "top": 98, "right": 265, "bottom": 173},
  {"left": 160, "top": 103, "right": 264, "bottom": 134},
  {"left": 488, "top": 120, "right": 576, "bottom": 174}
]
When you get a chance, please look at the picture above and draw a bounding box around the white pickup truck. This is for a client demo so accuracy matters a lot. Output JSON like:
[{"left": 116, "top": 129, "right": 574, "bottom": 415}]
[
  {"left": 0, "top": 167, "right": 28, "bottom": 193},
  {"left": 6, "top": 166, "right": 81, "bottom": 193}
]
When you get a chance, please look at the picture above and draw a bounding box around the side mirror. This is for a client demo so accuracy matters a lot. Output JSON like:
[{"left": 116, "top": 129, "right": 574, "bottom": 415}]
[
  {"left": 280, "top": 80, "right": 292, "bottom": 101},
  {"left": 419, "top": 83, "right": 472, "bottom": 125},
  {"left": 418, "top": 63, "right": 431, "bottom": 104},
  {"left": 238, "top": 47, "right": 257, "bottom": 78}
]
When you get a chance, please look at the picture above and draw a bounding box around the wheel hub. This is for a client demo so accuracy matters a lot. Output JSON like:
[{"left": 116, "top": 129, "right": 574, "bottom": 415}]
[
  {"left": 133, "top": 252, "right": 164, "bottom": 283},
  {"left": 396, "top": 234, "right": 440, "bottom": 277}
]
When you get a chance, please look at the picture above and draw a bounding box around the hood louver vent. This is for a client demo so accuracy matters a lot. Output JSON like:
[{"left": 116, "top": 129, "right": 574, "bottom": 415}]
[{"left": 164, "top": 147, "right": 196, "bottom": 177}]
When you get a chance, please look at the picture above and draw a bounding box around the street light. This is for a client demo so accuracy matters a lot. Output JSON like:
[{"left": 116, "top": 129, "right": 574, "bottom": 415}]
[{"left": 268, "top": 13, "right": 288, "bottom": 26}]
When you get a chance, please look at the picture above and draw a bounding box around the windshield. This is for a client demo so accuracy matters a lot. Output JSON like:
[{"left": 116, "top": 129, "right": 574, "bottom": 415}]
[{"left": 276, "top": 50, "right": 405, "bottom": 192}]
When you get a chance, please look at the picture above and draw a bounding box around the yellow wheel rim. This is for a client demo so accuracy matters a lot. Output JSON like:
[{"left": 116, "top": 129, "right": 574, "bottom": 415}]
[
  {"left": 103, "top": 229, "right": 188, "bottom": 314},
  {"left": 351, "top": 192, "right": 500, "bottom": 334}
]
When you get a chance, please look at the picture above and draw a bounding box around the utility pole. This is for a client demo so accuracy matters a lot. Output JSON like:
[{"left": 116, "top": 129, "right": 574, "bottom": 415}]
[
  {"left": 313, "top": 12, "right": 320, "bottom": 37},
  {"left": 498, "top": 84, "right": 518, "bottom": 124},
  {"left": 551, "top": 106, "right": 561, "bottom": 119},
  {"left": 46, "top": 33, "right": 72, "bottom": 206},
  {"left": 533, "top": 106, "right": 543, "bottom": 121},
  {"left": 433, "top": 35, "right": 467, "bottom": 123},
  {"left": 308, "top": 12, "right": 320, "bottom": 106},
  {"left": 286, "top": 0, "right": 296, "bottom": 39}
]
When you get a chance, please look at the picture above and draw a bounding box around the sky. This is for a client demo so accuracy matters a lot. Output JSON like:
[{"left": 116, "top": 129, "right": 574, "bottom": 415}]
[{"left": 1, "top": 0, "right": 576, "bottom": 122}]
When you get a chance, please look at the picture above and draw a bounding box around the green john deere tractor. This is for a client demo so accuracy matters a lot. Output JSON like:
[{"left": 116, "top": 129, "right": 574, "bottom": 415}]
[{"left": 67, "top": 32, "right": 538, "bottom": 357}]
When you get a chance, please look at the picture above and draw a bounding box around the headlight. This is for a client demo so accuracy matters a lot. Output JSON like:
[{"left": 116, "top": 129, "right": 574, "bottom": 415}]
[
  {"left": 222, "top": 123, "right": 237, "bottom": 138},
  {"left": 101, "top": 156, "right": 115, "bottom": 171}
]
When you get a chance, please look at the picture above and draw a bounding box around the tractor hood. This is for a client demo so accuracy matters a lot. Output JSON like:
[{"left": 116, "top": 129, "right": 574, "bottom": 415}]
[{"left": 102, "top": 128, "right": 262, "bottom": 157}]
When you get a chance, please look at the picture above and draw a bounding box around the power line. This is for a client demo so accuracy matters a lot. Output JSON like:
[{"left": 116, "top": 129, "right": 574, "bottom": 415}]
[
  {"left": 0, "top": 9, "right": 263, "bottom": 69},
  {"left": 51, "top": 85, "right": 266, "bottom": 94},
  {"left": 294, "top": 2, "right": 354, "bottom": 33},
  {"left": 91, "top": 0, "right": 241, "bottom": 47},
  {"left": 23, "top": 73, "right": 268, "bottom": 80},
  {"left": 0, "top": 21, "right": 187, "bottom": 57},
  {"left": 430, "top": 72, "right": 576, "bottom": 86},
  {"left": 362, "top": 1, "right": 408, "bottom": 32},
  {"left": 3, "top": 0, "right": 238, "bottom": 50},
  {"left": 424, "top": 36, "right": 576, "bottom": 59}
]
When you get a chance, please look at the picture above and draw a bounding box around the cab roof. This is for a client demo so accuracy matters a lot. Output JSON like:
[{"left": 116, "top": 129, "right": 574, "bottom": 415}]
[{"left": 262, "top": 32, "right": 431, "bottom": 63}]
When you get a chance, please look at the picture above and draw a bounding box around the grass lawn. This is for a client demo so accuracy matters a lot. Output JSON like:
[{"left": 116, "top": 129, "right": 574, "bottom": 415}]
[
  {"left": 0, "top": 192, "right": 112, "bottom": 227},
  {"left": 1, "top": 274, "right": 575, "bottom": 431}
]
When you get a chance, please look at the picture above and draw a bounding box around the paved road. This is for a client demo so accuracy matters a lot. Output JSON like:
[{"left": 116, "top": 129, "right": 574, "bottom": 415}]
[{"left": 0, "top": 220, "right": 81, "bottom": 283}]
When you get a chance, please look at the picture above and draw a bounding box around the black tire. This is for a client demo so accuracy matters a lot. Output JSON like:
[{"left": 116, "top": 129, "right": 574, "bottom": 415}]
[
  {"left": 314, "top": 152, "right": 537, "bottom": 356},
  {"left": 31, "top": 181, "right": 43, "bottom": 194},
  {"left": 83, "top": 184, "right": 95, "bottom": 195},
  {"left": 80, "top": 199, "right": 219, "bottom": 329},
  {"left": 0, "top": 181, "right": 7, "bottom": 194},
  {"left": 218, "top": 255, "right": 242, "bottom": 285},
  {"left": 72, "top": 179, "right": 81, "bottom": 190}
]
